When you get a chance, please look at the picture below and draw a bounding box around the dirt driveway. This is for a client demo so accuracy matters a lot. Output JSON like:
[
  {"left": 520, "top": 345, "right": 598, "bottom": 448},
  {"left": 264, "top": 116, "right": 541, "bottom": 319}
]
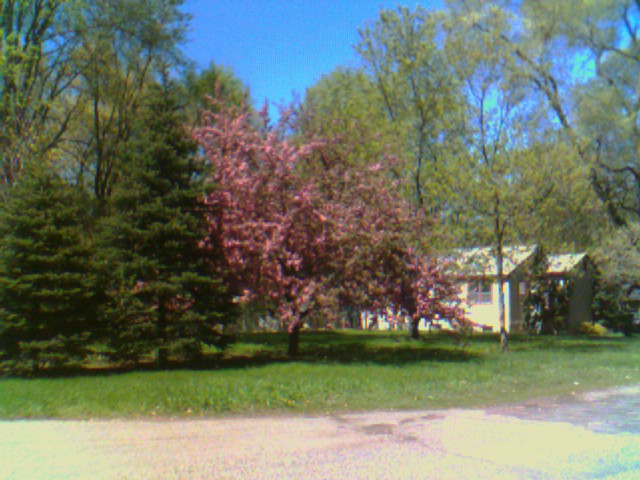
[{"left": 2, "top": 386, "right": 640, "bottom": 479}]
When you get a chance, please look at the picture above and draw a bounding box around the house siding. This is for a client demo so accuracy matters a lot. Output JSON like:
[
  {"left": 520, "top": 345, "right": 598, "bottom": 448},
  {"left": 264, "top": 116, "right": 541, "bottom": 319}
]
[
  {"left": 462, "top": 281, "right": 512, "bottom": 332},
  {"left": 459, "top": 256, "right": 533, "bottom": 333},
  {"left": 567, "top": 258, "right": 594, "bottom": 328},
  {"left": 362, "top": 248, "right": 593, "bottom": 333}
]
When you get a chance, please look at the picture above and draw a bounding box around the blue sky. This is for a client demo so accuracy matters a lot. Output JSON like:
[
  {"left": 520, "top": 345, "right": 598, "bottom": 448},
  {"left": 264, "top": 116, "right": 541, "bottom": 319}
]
[{"left": 180, "top": 1, "right": 446, "bottom": 115}]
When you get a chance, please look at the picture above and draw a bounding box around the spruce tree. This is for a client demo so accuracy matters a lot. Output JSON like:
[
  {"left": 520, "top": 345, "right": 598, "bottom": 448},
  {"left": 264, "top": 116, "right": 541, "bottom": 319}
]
[
  {"left": 101, "top": 80, "right": 230, "bottom": 365},
  {"left": 0, "top": 166, "right": 100, "bottom": 373}
]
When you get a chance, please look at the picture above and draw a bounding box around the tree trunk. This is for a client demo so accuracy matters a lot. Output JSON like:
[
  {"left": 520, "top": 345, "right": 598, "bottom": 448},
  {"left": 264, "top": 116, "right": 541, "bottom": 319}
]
[
  {"left": 287, "top": 323, "right": 301, "bottom": 357},
  {"left": 157, "top": 298, "right": 169, "bottom": 368},
  {"left": 496, "top": 244, "right": 509, "bottom": 353},
  {"left": 500, "top": 326, "right": 509, "bottom": 353},
  {"left": 410, "top": 319, "right": 420, "bottom": 339}
]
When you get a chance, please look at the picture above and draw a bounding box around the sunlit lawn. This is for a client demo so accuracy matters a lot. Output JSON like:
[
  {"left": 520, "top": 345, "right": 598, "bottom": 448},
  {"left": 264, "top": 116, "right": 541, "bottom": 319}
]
[{"left": 1, "top": 330, "right": 639, "bottom": 419}]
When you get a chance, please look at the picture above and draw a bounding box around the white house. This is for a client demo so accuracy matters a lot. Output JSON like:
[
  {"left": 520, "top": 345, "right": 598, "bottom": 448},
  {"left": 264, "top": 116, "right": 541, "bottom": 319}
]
[
  {"left": 358, "top": 246, "right": 594, "bottom": 333},
  {"left": 455, "top": 246, "right": 535, "bottom": 333},
  {"left": 454, "top": 246, "right": 594, "bottom": 333}
]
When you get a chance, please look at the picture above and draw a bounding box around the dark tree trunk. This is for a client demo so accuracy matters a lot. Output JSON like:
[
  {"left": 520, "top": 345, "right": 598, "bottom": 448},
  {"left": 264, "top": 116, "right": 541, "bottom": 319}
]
[
  {"left": 157, "top": 347, "right": 168, "bottom": 368},
  {"left": 287, "top": 323, "right": 301, "bottom": 357},
  {"left": 157, "top": 298, "right": 168, "bottom": 368},
  {"left": 500, "top": 327, "right": 509, "bottom": 353},
  {"left": 410, "top": 320, "right": 420, "bottom": 340}
]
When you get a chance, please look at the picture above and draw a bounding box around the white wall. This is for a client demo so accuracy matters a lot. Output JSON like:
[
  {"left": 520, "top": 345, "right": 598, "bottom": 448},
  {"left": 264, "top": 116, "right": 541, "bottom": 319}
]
[{"left": 460, "top": 281, "right": 512, "bottom": 332}]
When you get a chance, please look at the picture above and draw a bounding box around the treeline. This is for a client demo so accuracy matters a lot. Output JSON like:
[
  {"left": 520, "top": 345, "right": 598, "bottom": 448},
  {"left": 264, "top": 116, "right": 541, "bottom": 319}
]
[
  {"left": 1, "top": 1, "right": 639, "bottom": 372},
  {"left": 0, "top": 76, "right": 239, "bottom": 372},
  {"left": 298, "top": 0, "right": 640, "bottom": 337},
  {"left": 0, "top": 1, "right": 467, "bottom": 373},
  {"left": 0, "top": 1, "right": 250, "bottom": 372}
]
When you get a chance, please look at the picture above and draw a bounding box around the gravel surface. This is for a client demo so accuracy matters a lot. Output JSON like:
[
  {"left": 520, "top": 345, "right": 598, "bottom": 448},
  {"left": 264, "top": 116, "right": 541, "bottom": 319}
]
[{"left": 2, "top": 386, "right": 640, "bottom": 479}]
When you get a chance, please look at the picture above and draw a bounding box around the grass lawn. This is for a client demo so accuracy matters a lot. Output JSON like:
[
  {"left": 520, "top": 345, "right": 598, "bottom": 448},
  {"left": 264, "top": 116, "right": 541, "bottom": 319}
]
[{"left": 1, "top": 330, "right": 639, "bottom": 419}]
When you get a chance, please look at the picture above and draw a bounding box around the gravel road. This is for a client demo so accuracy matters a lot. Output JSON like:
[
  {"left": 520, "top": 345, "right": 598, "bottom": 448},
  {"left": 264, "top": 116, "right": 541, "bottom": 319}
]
[{"left": 2, "top": 386, "right": 640, "bottom": 479}]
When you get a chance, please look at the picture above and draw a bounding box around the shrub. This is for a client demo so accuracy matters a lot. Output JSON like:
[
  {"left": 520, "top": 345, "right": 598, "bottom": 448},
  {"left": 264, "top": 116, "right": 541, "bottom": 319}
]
[{"left": 577, "top": 322, "right": 608, "bottom": 337}]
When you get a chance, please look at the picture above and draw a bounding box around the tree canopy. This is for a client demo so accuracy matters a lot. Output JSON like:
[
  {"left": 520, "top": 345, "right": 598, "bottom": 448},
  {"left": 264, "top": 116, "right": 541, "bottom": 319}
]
[{"left": 194, "top": 105, "right": 464, "bottom": 354}]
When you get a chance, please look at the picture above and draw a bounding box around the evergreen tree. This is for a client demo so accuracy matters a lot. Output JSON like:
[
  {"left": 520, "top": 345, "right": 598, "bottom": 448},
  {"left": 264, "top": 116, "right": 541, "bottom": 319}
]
[
  {"left": 0, "top": 165, "right": 100, "bottom": 373},
  {"left": 592, "top": 274, "right": 636, "bottom": 337},
  {"left": 101, "top": 80, "right": 230, "bottom": 365},
  {"left": 523, "top": 247, "right": 570, "bottom": 335}
]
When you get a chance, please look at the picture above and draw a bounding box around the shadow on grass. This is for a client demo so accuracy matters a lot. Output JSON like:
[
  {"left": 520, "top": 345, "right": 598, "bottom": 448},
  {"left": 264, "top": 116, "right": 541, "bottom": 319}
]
[
  {"left": 4, "top": 331, "right": 636, "bottom": 379},
  {"left": 507, "top": 334, "right": 635, "bottom": 354},
  {"left": 223, "top": 330, "right": 485, "bottom": 366},
  {"left": 296, "top": 342, "right": 482, "bottom": 365}
]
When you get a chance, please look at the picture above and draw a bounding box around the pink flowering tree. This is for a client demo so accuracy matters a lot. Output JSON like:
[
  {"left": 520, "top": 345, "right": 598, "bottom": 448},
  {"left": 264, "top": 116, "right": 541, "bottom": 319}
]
[{"left": 193, "top": 105, "right": 464, "bottom": 355}]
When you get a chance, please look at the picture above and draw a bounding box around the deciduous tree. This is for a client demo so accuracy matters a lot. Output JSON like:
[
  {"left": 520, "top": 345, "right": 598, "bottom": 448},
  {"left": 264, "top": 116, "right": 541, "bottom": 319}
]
[
  {"left": 296, "top": 68, "right": 401, "bottom": 173},
  {"left": 0, "top": 0, "right": 78, "bottom": 194},
  {"left": 195, "top": 105, "right": 463, "bottom": 354},
  {"left": 183, "top": 62, "right": 253, "bottom": 125},
  {"left": 356, "top": 6, "right": 465, "bottom": 211},
  {"left": 63, "top": 0, "right": 189, "bottom": 204},
  {"left": 440, "top": 2, "right": 602, "bottom": 350}
]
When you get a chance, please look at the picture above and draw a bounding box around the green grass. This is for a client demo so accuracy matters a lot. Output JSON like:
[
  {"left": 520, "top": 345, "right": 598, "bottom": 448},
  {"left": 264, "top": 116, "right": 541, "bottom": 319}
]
[{"left": 1, "top": 331, "right": 639, "bottom": 419}]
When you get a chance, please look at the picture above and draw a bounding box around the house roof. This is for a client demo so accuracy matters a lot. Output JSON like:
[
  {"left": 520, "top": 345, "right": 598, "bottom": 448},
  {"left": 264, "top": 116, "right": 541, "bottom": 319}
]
[
  {"left": 546, "top": 253, "right": 587, "bottom": 274},
  {"left": 454, "top": 245, "right": 536, "bottom": 277}
]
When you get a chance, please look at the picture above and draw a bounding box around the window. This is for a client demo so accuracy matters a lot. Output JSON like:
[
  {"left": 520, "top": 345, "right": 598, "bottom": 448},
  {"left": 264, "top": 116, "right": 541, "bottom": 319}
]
[
  {"left": 518, "top": 281, "right": 527, "bottom": 303},
  {"left": 468, "top": 280, "right": 492, "bottom": 304},
  {"left": 519, "top": 282, "right": 527, "bottom": 296}
]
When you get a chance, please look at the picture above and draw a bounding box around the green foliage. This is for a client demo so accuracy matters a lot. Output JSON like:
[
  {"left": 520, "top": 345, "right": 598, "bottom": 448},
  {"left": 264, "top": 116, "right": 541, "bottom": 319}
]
[
  {"left": 0, "top": 1, "right": 190, "bottom": 200},
  {"left": 343, "top": 4, "right": 604, "bottom": 256},
  {"left": 591, "top": 223, "right": 640, "bottom": 336},
  {"left": 0, "top": 0, "right": 637, "bottom": 370},
  {"left": 550, "top": 0, "right": 640, "bottom": 226},
  {"left": 356, "top": 6, "right": 464, "bottom": 211},
  {"left": 0, "top": 164, "right": 101, "bottom": 373},
  {"left": 0, "top": 0, "right": 72, "bottom": 192},
  {"left": 60, "top": 0, "right": 190, "bottom": 201},
  {"left": 297, "top": 68, "right": 400, "bottom": 170},
  {"left": 100, "top": 80, "right": 232, "bottom": 365},
  {"left": 577, "top": 322, "right": 609, "bottom": 337},
  {"left": 183, "top": 62, "right": 252, "bottom": 124},
  {"left": 592, "top": 277, "right": 636, "bottom": 336}
]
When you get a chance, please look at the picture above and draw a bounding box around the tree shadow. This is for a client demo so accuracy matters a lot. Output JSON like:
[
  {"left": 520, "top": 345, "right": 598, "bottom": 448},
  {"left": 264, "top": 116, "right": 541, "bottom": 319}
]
[
  {"left": 297, "top": 342, "right": 483, "bottom": 365},
  {"left": 201, "top": 330, "right": 484, "bottom": 369},
  {"left": 1, "top": 331, "right": 485, "bottom": 378},
  {"left": 6, "top": 331, "right": 633, "bottom": 378},
  {"left": 506, "top": 333, "right": 636, "bottom": 353}
]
